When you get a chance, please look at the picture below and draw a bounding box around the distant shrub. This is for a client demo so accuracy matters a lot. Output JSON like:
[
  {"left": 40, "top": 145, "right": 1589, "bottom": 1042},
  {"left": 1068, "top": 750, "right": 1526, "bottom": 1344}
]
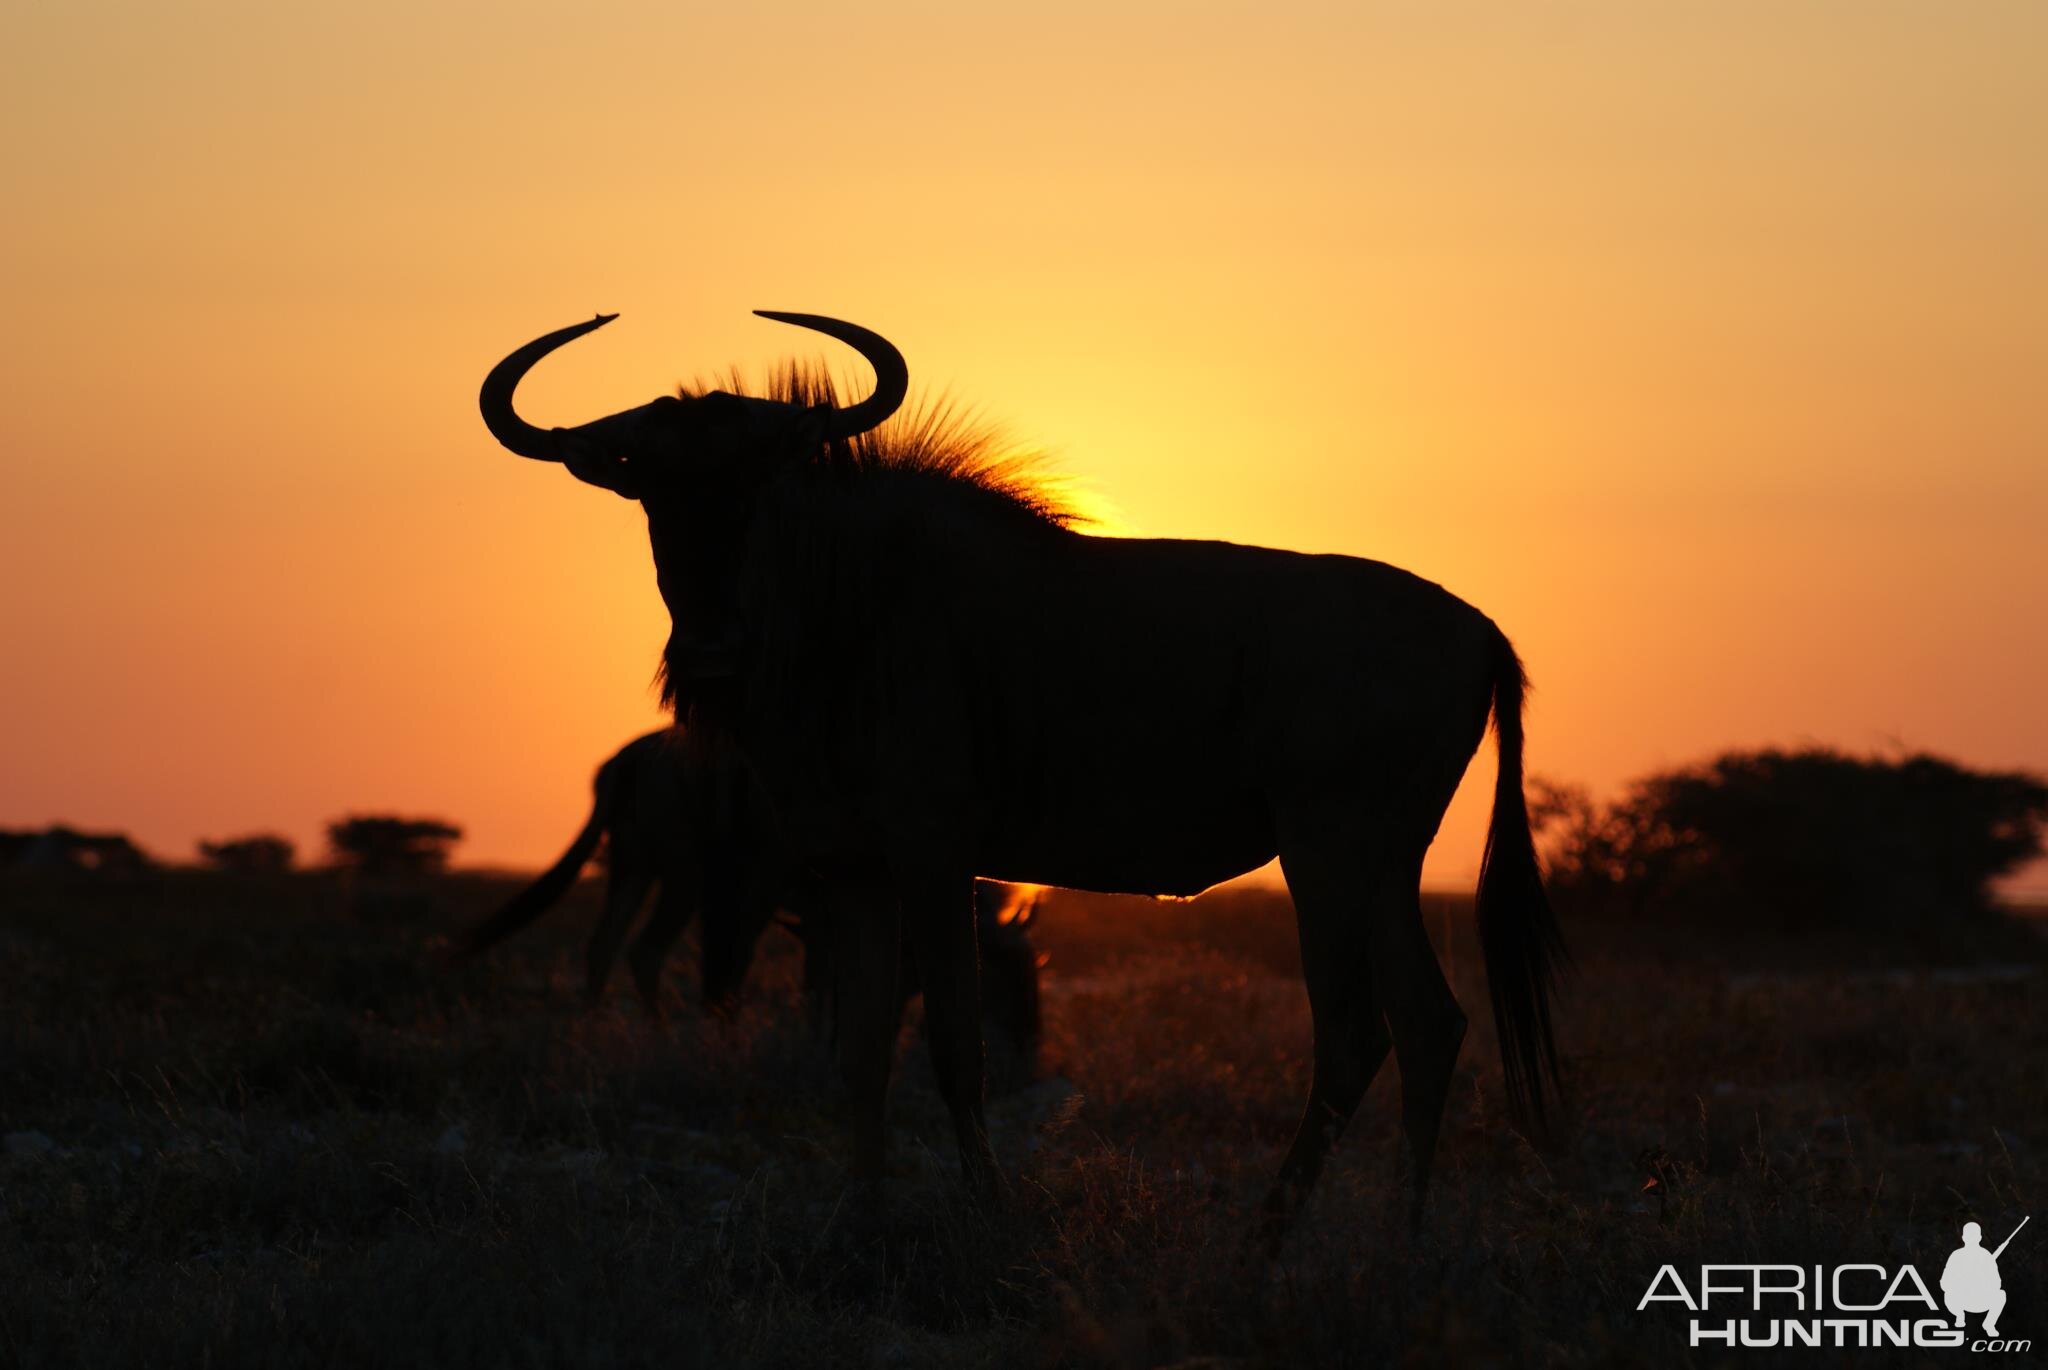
[
  {"left": 1533, "top": 749, "right": 2048, "bottom": 928},
  {"left": 2, "top": 826, "right": 153, "bottom": 874},
  {"left": 325, "top": 815, "right": 463, "bottom": 878},
  {"left": 197, "top": 833, "right": 296, "bottom": 874}
]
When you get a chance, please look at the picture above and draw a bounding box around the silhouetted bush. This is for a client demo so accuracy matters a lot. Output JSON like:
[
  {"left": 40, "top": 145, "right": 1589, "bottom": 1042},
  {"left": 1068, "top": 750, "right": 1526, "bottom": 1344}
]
[
  {"left": 1, "top": 826, "right": 153, "bottom": 874},
  {"left": 198, "top": 833, "right": 296, "bottom": 873},
  {"left": 325, "top": 815, "right": 463, "bottom": 878},
  {"left": 1533, "top": 749, "right": 2048, "bottom": 928}
]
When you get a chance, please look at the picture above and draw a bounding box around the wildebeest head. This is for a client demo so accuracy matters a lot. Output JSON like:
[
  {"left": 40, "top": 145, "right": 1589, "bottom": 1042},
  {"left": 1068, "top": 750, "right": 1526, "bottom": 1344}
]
[
  {"left": 479, "top": 311, "right": 1059, "bottom": 726},
  {"left": 478, "top": 311, "right": 908, "bottom": 502}
]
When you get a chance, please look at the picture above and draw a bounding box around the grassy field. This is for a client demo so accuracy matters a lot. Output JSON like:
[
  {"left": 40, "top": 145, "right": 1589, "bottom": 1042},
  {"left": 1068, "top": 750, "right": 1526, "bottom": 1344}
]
[{"left": 2, "top": 872, "right": 2042, "bottom": 1367}]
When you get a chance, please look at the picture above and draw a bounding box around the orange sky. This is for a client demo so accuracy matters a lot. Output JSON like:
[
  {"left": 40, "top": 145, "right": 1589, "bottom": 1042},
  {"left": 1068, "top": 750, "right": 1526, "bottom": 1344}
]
[{"left": 3, "top": 2, "right": 2044, "bottom": 888}]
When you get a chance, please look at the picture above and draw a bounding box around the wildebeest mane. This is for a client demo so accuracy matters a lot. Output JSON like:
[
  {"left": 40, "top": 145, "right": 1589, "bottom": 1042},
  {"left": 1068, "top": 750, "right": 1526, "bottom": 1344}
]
[{"left": 683, "top": 364, "right": 1077, "bottom": 528}]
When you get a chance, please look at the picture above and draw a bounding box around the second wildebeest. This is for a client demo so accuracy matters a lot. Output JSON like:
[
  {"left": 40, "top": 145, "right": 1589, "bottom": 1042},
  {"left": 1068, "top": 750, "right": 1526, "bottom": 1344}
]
[
  {"left": 447, "top": 728, "right": 774, "bottom": 1011},
  {"left": 478, "top": 311, "right": 1563, "bottom": 1233},
  {"left": 446, "top": 726, "right": 1044, "bottom": 1082}
]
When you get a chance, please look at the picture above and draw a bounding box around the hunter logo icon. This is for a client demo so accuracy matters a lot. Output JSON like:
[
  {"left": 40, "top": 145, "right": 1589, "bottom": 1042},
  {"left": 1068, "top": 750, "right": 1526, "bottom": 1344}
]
[{"left": 1944, "top": 1217, "right": 2027, "bottom": 1339}]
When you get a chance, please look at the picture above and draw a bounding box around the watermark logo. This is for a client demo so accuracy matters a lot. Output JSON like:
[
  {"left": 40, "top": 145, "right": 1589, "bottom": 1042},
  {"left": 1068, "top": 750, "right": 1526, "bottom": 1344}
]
[
  {"left": 1944, "top": 1219, "right": 2021, "bottom": 1341},
  {"left": 1637, "top": 1217, "right": 2030, "bottom": 1352}
]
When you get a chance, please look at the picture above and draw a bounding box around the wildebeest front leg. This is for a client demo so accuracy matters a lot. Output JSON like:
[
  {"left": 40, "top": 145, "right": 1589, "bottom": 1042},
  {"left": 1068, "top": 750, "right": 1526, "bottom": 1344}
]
[
  {"left": 903, "top": 871, "right": 1002, "bottom": 1201},
  {"left": 692, "top": 852, "right": 773, "bottom": 1015},
  {"left": 829, "top": 877, "right": 903, "bottom": 1182}
]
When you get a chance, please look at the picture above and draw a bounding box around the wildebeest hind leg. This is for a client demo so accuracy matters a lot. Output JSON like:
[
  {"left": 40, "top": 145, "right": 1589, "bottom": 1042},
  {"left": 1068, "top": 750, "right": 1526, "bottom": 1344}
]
[
  {"left": 1372, "top": 862, "right": 1466, "bottom": 1232},
  {"left": 625, "top": 882, "right": 697, "bottom": 1016},
  {"left": 585, "top": 865, "right": 656, "bottom": 1007},
  {"left": 904, "top": 872, "right": 1002, "bottom": 1202},
  {"left": 1262, "top": 823, "right": 1395, "bottom": 1244}
]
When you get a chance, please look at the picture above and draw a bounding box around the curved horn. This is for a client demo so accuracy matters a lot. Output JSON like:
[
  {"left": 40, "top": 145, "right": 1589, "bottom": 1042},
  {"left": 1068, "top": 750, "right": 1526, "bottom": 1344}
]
[
  {"left": 753, "top": 311, "right": 908, "bottom": 439},
  {"left": 479, "top": 313, "right": 619, "bottom": 460}
]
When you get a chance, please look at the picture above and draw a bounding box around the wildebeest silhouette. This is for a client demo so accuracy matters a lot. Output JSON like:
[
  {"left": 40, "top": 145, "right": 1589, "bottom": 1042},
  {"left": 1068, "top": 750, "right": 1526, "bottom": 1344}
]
[
  {"left": 448, "top": 729, "right": 776, "bottom": 1009},
  {"left": 480, "top": 312, "right": 1562, "bottom": 1232},
  {"left": 444, "top": 727, "right": 1043, "bottom": 1082}
]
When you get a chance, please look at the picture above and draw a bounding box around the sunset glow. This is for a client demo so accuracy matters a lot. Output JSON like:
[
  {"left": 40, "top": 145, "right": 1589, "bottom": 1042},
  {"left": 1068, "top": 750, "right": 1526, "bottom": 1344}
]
[{"left": 3, "top": 2, "right": 2043, "bottom": 886}]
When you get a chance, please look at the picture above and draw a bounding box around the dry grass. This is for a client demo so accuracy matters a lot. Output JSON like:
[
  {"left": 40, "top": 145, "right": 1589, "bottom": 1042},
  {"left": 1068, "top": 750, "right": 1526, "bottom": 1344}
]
[{"left": 1, "top": 872, "right": 2042, "bottom": 1367}]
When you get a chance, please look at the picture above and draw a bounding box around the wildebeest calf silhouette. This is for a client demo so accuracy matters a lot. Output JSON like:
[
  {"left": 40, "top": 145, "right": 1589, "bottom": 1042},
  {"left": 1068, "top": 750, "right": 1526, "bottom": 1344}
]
[{"left": 445, "top": 727, "right": 1043, "bottom": 1082}]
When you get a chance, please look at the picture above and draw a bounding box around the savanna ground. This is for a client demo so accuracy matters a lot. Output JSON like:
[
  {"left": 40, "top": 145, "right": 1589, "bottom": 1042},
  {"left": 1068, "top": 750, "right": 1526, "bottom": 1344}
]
[{"left": 2, "top": 872, "right": 2042, "bottom": 1367}]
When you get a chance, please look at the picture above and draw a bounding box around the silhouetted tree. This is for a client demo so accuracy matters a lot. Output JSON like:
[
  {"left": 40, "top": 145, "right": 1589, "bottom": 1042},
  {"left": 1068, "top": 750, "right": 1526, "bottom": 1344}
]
[
  {"left": 1533, "top": 749, "right": 2048, "bottom": 928},
  {"left": 197, "top": 834, "right": 296, "bottom": 873},
  {"left": 3, "top": 826, "right": 153, "bottom": 874},
  {"left": 325, "top": 815, "right": 462, "bottom": 878}
]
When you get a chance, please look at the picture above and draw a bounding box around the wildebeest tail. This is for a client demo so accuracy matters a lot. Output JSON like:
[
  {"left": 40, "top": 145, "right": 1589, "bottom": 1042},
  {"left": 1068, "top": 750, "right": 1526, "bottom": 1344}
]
[
  {"left": 451, "top": 754, "right": 619, "bottom": 958},
  {"left": 1474, "top": 628, "right": 1566, "bottom": 1135}
]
